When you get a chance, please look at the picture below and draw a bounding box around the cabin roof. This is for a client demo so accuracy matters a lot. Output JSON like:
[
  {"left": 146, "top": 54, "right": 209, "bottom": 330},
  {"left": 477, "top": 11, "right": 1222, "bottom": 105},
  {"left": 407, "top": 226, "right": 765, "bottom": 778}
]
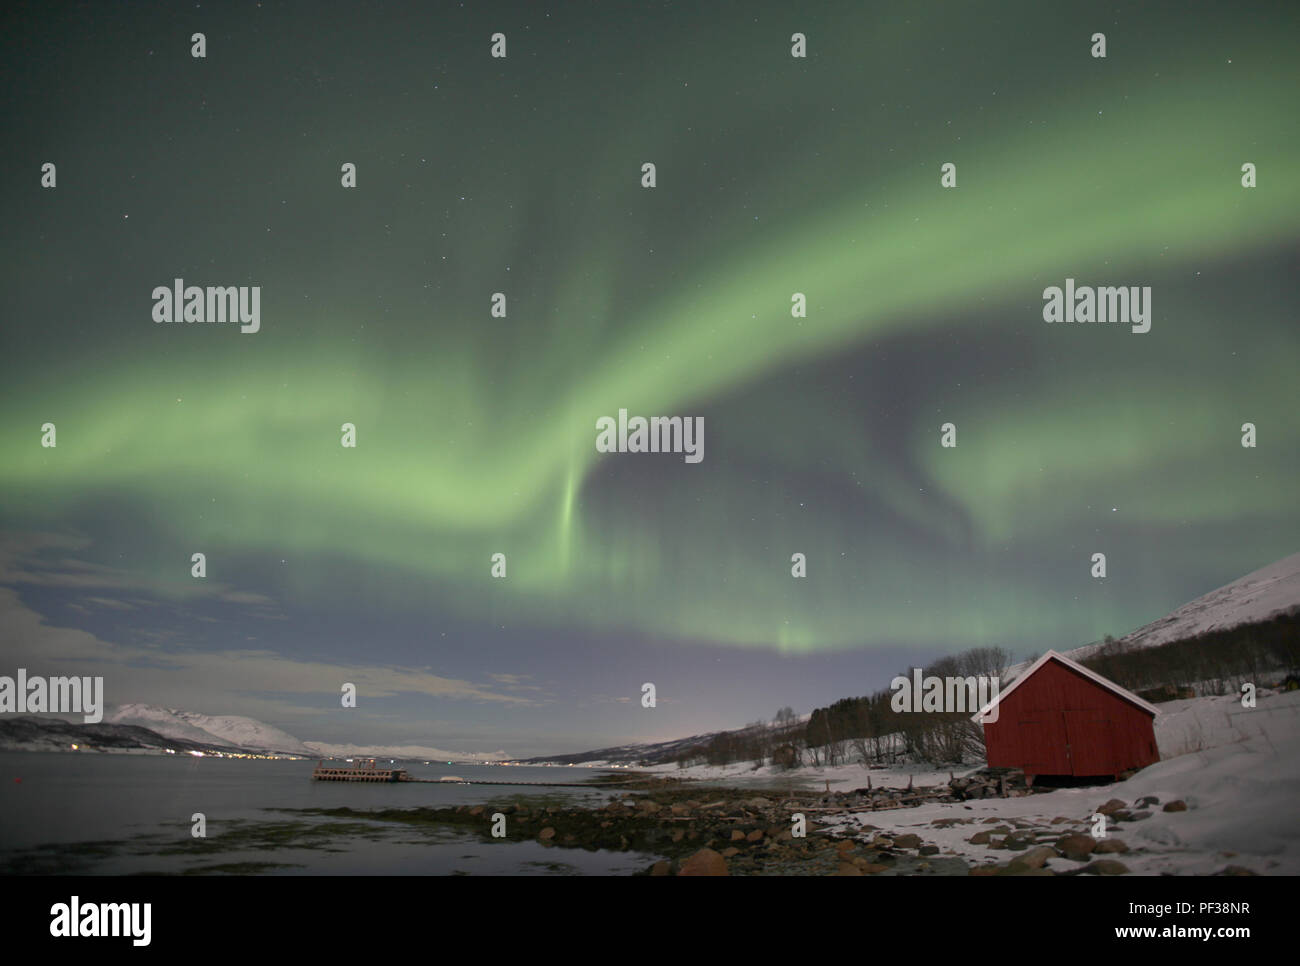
[{"left": 970, "top": 649, "right": 1160, "bottom": 723}]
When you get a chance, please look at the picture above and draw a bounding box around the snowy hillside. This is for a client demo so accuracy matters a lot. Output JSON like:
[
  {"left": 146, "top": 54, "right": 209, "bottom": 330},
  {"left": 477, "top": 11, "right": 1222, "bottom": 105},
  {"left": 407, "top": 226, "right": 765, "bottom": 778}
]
[
  {"left": 1073, "top": 551, "right": 1300, "bottom": 660},
  {"left": 105, "top": 704, "right": 311, "bottom": 755}
]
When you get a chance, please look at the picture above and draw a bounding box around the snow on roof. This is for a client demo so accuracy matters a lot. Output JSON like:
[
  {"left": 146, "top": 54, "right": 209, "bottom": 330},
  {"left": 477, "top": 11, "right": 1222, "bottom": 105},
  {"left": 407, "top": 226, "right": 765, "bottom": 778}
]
[{"left": 970, "top": 649, "right": 1160, "bottom": 723}]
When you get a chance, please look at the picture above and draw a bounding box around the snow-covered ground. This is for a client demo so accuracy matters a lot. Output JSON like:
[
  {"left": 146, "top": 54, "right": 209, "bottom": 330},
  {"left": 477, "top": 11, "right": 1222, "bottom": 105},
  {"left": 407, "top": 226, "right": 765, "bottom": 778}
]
[{"left": 648, "top": 688, "right": 1300, "bottom": 875}]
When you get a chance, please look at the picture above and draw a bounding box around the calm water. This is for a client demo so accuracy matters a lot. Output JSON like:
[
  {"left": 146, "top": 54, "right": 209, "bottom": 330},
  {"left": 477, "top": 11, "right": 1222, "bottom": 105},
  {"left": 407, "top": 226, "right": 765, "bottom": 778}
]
[{"left": 0, "top": 753, "right": 657, "bottom": 875}]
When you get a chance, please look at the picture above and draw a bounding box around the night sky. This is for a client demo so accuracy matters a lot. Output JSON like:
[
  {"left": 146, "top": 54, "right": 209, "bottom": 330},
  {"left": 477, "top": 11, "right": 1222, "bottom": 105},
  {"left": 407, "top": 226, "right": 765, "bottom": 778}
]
[{"left": 2, "top": 1, "right": 1296, "bottom": 757}]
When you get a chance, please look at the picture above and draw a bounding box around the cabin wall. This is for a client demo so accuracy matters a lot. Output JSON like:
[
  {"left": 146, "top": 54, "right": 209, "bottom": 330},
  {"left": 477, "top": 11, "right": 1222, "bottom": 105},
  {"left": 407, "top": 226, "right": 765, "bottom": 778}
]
[{"left": 983, "top": 660, "right": 1158, "bottom": 777}]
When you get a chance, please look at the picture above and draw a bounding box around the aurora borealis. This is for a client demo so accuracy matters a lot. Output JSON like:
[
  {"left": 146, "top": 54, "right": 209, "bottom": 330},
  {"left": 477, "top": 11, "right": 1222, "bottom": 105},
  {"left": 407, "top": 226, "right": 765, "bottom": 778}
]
[{"left": 2, "top": 1, "right": 1297, "bottom": 756}]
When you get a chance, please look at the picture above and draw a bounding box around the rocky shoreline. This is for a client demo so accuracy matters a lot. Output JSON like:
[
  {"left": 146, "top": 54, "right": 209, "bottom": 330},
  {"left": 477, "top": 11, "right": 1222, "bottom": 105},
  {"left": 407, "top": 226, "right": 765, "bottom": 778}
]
[{"left": 292, "top": 771, "right": 1252, "bottom": 876}]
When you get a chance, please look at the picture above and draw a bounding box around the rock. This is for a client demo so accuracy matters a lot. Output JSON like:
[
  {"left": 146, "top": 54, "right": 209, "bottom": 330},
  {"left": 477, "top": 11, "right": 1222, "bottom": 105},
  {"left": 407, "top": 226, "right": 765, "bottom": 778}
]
[
  {"left": 1135, "top": 795, "right": 1160, "bottom": 808},
  {"left": 1050, "top": 816, "right": 1071, "bottom": 824},
  {"left": 1095, "top": 838, "right": 1130, "bottom": 854},
  {"left": 721, "top": 847, "right": 740, "bottom": 858},
  {"left": 1055, "top": 833, "right": 1097, "bottom": 861},
  {"left": 893, "top": 834, "right": 923, "bottom": 849},
  {"left": 670, "top": 829, "right": 685, "bottom": 843},
  {"left": 670, "top": 804, "right": 691, "bottom": 817},
  {"left": 968, "top": 831, "right": 991, "bottom": 845},
  {"left": 730, "top": 829, "right": 747, "bottom": 842},
  {"left": 1082, "top": 859, "right": 1130, "bottom": 875},
  {"left": 835, "top": 839, "right": 856, "bottom": 852},
  {"left": 637, "top": 800, "right": 661, "bottom": 814},
  {"left": 746, "top": 829, "right": 764, "bottom": 843},
  {"left": 679, "top": 848, "right": 729, "bottom": 876},
  {"left": 1216, "top": 865, "right": 1258, "bottom": 876},
  {"left": 1109, "top": 810, "right": 1134, "bottom": 822},
  {"left": 858, "top": 862, "right": 890, "bottom": 874},
  {"left": 871, "top": 834, "right": 894, "bottom": 848},
  {"left": 1097, "top": 798, "right": 1127, "bottom": 816},
  {"left": 468, "top": 806, "right": 484, "bottom": 817},
  {"left": 1163, "top": 800, "right": 1187, "bottom": 812},
  {"left": 1003, "top": 834, "right": 1032, "bottom": 851},
  {"left": 834, "top": 862, "right": 863, "bottom": 876},
  {"left": 1009, "top": 846, "right": 1058, "bottom": 870},
  {"left": 650, "top": 860, "right": 672, "bottom": 876},
  {"left": 538, "top": 827, "right": 556, "bottom": 841},
  {"left": 919, "top": 845, "right": 940, "bottom": 856}
]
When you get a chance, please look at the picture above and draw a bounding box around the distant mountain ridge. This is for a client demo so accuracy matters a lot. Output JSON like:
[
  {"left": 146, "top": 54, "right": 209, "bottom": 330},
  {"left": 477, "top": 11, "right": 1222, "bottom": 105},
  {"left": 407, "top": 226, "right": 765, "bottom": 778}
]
[
  {"left": 105, "top": 704, "right": 312, "bottom": 756},
  {"left": 0, "top": 716, "right": 249, "bottom": 756}
]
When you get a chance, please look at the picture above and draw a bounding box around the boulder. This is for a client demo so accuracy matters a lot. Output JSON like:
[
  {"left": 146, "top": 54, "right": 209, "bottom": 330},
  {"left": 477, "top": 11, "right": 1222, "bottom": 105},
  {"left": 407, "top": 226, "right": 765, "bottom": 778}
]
[
  {"left": 892, "top": 834, "right": 923, "bottom": 849},
  {"left": 1055, "top": 833, "right": 1097, "bottom": 861},
  {"left": 1097, "top": 798, "right": 1127, "bottom": 816},
  {"left": 1163, "top": 800, "right": 1187, "bottom": 813},
  {"left": 1009, "top": 846, "right": 1058, "bottom": 870},
  {"left": 1002, "top": 833, "right": 1033, "bottom": 851},
  {"left": 1095, "top": 838, "right": 1130, "bottom": 854},
  {"left": 678, "top": 848, "right": 729, "bottom": 876}
]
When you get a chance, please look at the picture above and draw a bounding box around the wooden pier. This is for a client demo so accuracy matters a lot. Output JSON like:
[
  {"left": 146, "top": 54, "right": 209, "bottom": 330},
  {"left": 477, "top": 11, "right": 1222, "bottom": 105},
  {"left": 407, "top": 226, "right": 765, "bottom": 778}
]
[
  {"left": 312, "top": 760, "right": 408, "bottom": 782},
  {"left": 311, "top": 759, "right": 651, "bottom": 788}
]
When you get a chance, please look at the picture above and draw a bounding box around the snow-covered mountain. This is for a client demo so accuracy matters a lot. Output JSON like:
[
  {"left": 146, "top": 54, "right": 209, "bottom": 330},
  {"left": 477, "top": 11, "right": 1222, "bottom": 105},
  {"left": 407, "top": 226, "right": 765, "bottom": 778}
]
[
  {"left": 1071, "top": 551, "right": 1300, "bottom": 661},
  {"left": 104, "top": 704, "right": 311, "bottom": 756}
]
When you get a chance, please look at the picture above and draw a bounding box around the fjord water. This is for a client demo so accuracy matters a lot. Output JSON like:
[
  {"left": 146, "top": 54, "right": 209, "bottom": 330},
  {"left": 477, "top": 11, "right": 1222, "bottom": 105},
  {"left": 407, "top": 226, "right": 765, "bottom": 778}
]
[{"left": 0, "top": 753, "right": 653, "bottom": 875}]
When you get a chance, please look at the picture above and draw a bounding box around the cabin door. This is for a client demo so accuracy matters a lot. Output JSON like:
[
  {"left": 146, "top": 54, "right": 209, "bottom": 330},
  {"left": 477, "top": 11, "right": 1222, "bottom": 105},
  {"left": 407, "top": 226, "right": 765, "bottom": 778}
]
[
  {"left": 1063, "top": 710, "right": 1115, "bottom": 776},
  {"left": 1014, "top": 711, "right": 1072, "bottom": 776}
]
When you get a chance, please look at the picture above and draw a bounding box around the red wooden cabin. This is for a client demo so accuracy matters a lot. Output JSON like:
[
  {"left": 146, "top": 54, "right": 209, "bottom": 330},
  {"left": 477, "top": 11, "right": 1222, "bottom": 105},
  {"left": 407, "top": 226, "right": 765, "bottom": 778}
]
[{"left": 972, "top": 650, "right": 1160, "bottom": 781}]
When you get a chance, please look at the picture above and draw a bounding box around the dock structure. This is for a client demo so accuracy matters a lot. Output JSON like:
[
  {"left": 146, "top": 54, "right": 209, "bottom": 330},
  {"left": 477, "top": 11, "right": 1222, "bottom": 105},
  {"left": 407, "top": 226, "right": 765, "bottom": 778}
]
[
  {"left": 312, "top": 759, "right": 409, "bottom": 782},
  {"left": 311, "top": 759, "right": 646, "bottom": 788}
]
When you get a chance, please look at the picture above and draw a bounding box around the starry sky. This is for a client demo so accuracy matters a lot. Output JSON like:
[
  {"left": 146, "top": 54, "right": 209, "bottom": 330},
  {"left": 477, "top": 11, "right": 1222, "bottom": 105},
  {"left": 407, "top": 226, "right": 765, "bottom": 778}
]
[{"left": 2, "top": 1, "right": 1297, "bottom": 757}]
